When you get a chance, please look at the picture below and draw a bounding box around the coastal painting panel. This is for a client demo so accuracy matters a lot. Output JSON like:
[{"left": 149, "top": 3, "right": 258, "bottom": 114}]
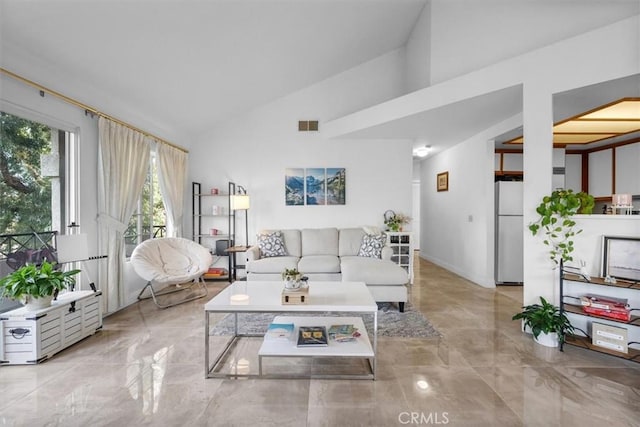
[
  {"left": 326, "top": 168, "right": 346, "bottom": 205},
  {"left": 285, "top": 168, "right": 304, "bottom": 206},
  {"left": 305, "top": 168, "right": 326, "bottom": 205}
]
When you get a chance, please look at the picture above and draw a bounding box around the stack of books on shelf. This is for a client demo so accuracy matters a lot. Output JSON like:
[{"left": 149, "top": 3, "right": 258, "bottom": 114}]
[
  {"left": 580, "top": 294, "right": 631, "bottom": 322},
  {"left": 328, "top": 324, "right": 361, "bottom": 342},
  {"left": 297, "top": 326, "right": 328, "bottom": 347},
  {"left": 202, "top": 268, "right": 228, "bottom": 280},
  {"left": 265, "top": 322, "right": 294, "bottom": 341}
]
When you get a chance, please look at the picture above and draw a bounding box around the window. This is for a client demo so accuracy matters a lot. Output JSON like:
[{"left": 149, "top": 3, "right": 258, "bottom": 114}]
[
  {"left": 124, "top": 152, "right": 166, "bottom": 257},
  {"left": 0, "top": 111, "right": 78, "bottom": 235},
  {"left": 0, "top": 111, "right": 79, "bottom": 310}
]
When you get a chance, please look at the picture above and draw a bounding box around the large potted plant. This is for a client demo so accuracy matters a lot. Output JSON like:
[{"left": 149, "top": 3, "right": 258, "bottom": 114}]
[
  {"left": 0, "top": 260, "right": 80, "bottom": 310},
  {"left": 528, "top": 189, "right": 594, "bottom": 265},
  {"left": 512, "top": 296, "right": 574, "bottom": 347}
]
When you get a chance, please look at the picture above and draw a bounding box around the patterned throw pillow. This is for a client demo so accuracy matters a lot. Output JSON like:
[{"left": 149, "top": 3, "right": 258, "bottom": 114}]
[
  {"left": 357, "top": 233, "right": 387, "bottom": 258},
  {"left": 257, "top": 231, "right": 288, "bottom": 257}
]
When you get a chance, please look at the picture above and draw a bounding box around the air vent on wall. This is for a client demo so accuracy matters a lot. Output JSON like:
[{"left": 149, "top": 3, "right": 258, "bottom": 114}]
[{"left": 298, "top": 120, "right": 319, "bottom": 132}]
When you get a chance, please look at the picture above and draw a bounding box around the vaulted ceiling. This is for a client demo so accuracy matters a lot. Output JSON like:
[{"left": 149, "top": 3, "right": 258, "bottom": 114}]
[
  {"left": 1, "top": 0, "right": 638, "bottom": 152},
  {"left": 0, "top": 0, "right": 426, "bottom": 141}
]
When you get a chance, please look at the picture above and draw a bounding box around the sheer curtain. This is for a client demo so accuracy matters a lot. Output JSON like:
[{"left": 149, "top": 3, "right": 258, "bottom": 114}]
[
  {"left": 97, "top": 117, "right": 150, "bottom": 313},
  {"left": 156, "top": 141, "right": 188, "bottom": 237}
]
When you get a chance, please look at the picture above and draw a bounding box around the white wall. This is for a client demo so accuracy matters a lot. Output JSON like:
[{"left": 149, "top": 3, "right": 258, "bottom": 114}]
[
  {"left": 416, "top": 15, "right": 640, "bottom": 302},
  {"left": 404, "top": 1, "right": 431, "bottom": 92},
  {"left": 428, "top": 0, "right": 640, "bottom": 85},
  {"left": 419, "top": 114, "right": 521, "bottom": 287},
  {"left": 189, "top": 49, "right": 413, "bottom": 248}
]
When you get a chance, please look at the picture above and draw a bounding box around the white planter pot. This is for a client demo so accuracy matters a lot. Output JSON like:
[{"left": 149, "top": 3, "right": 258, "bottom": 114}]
[
  {"left": 534, "top": 331, "right": 559, "bottom": 348},
  {"left": 23, "top": 295, "right": 54, "bottom": 311}
]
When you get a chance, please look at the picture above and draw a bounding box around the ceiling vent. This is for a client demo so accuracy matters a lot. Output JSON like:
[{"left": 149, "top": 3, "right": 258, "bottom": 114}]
[{"left": 298, "top": 120, "right": 319, "bottom": 132}]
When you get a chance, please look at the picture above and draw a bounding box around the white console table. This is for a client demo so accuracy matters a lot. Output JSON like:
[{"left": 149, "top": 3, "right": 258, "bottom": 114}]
[{"left": 0, "top": 290, "right": 102, "bottom": 365}]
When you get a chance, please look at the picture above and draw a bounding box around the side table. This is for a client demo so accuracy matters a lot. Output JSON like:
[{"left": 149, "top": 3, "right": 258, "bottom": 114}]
[{"left": 224, "top": 245, "right": 251, "bottom": 282}]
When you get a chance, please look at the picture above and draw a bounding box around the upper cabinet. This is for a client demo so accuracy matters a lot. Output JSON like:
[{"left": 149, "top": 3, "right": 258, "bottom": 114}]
[
  {"left": 615, "top": 143, "right": 640, "bottom": 195},
  {"left": 588, "top": 149, "right": 613, "bottom": 198},
  {"left": 565, "top": 154, "right": 582, "bottom": 194}
]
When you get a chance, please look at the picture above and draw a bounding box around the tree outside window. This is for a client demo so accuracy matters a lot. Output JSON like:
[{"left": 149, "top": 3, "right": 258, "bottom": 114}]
[{"left": 0, "top": 112, "right": 54, "bottom": 234}]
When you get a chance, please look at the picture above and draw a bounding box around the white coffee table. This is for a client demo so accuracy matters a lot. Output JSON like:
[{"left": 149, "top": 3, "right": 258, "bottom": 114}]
[{"left": 204, "top": 281, "right": 378, "bottom": 379}]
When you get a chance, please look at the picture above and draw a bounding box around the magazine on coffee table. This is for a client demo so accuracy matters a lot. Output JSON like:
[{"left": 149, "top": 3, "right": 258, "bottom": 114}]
[{"left": 297, "top": 326, "right": 328, "bottom": 347}]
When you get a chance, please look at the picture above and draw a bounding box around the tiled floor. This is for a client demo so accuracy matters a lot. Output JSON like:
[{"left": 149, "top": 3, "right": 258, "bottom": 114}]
[{"left": 1, "top": 257, "right": 639, "bottom": 426}]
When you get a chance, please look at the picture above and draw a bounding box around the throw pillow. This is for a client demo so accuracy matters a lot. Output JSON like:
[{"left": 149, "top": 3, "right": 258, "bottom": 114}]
[
  {"left": 357, "top": 233, "right": 387, "bottom": 258},
  {"left": 257, "top": 231, "right": 288, "bottom": 257}
]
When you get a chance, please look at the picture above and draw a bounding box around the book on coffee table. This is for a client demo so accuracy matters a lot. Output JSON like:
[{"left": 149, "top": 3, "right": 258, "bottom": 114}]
[
  {"left": 297, "top": 326, "right": 328, "bottom": 347},
  {"left": 265, "top": 322, "right": 294, "bottom": 340},
  {"left": 328, "top": 324, "right": 360, "bottom": 342}
]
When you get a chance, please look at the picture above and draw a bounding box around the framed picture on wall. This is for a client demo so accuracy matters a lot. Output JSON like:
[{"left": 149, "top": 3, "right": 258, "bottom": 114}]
[
  {"left": 437, "top": 171, "right": 449, "bottom": 192},
  {"left": 285, "top": 168, "right": 345, "bottom": 206},
  {"left": 601, "top": 235, "right": 640, "bottom": 282}
]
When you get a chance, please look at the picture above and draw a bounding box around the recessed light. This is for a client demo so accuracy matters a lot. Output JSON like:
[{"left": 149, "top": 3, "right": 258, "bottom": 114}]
[{"left": 413, "top": 145, "right": 432, "bottom": 157}]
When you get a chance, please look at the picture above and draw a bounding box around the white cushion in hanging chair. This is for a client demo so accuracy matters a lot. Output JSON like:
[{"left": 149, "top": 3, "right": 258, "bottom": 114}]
[{"left": 131, "top": 237, "right": 213, "bottom": 286}]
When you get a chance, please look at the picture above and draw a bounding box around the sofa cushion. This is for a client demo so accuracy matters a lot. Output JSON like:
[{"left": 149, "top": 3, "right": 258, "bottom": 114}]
[
  {"left": 357, "top": 233, "right": 387, "bottom": 259},
  {"left": 341, "top": 256, "right": 408, "bottom": 285},
  {"left": 338, "top": 228, "right": 366, "bottom": 257},
  {"left": 258, "top": 229, "right": 301, "bottom": 257},
  {"left": 298, "top": 255, "right": 341, "bottom": 273},
  {"left": 257, "top": 231, "right": 287, "bottom": 257},
  {"left": 301, "top": 228, "right": 338, "bottom": 256},
  {"left": 247, "top": 256, "right": 299, "bottom": 274}
]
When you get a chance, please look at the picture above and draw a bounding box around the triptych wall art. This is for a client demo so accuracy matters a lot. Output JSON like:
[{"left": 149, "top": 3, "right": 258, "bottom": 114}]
[{"left": 285, "top": 168, "right": 346, "bottom": 206}]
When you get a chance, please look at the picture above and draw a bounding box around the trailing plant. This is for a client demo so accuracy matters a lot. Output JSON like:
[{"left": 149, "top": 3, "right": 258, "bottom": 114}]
[
  {"left": 528, "top": 189, "right": 594, "bottom": 265},
  {"left": 0, "top": 260, "right": 80, "bottom": 300},
  {"left": 512, "top": 296, "right": 574, "bottom": 345}
]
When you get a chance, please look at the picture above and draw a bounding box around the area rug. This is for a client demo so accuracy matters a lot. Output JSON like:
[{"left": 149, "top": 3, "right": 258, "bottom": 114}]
[{"left": 209, "top": 302, "right": 441, "bottom": 338}]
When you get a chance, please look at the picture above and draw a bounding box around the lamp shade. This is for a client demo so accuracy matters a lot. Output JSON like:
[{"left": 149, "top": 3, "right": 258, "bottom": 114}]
[{"left": 230, "top": 194, "right": 250, "bottom": 210}]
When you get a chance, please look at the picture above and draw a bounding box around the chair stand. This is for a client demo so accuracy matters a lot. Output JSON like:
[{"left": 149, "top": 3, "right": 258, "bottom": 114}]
[{"left": 137, "top": 277, "right": 209, "bottom": 309}]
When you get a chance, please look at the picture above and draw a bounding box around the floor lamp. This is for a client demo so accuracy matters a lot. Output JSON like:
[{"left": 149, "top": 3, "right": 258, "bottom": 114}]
[{"left": 230, "top": 186, "right": 250, "bottom": 247}]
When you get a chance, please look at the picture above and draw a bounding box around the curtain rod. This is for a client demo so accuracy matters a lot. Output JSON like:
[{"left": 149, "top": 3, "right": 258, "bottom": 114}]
[{"left": 0, "top": 67, "right": 188, "bottom": 154}]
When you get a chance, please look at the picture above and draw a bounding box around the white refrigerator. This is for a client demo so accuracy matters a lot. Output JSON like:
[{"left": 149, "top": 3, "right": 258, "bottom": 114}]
[{"left": 495, "top": 181, "right": 524, "bottom": 284}]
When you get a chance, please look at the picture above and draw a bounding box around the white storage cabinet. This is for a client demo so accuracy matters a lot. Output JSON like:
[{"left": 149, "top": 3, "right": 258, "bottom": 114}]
[
  {"left": 386, "top": 232, "right": 414, "bottom": 284},
  {"left": 0, "top": 290, "right": 102, "bottom": 365}
]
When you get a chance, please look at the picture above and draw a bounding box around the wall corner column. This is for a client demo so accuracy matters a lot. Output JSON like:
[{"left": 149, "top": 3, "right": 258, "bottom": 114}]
[{"left": 522, "top": 83, "right": 555, "bottom": 306}]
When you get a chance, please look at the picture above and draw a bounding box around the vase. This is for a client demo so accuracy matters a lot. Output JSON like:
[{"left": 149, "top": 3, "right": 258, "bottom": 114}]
[
  {"left": 23, "top": 295, "right": 54, "bottom": 311},
  {"left": 534, "top": 331, "right": 559, "bottom": 348}
]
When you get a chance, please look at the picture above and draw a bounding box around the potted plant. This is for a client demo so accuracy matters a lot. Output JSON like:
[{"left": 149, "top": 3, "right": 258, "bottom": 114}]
[
  {"left": 0, "top": 260, "right": 80, "bottom": 310},
  {"left": 512, "top": 296, "right": 574, "bottom": 347},
  {"left": 282, "top": 268, "right": 303, "bottom": 290},
  {"left": 383, "top": 210, "right": 411, "bottom": 232},
  {"left": 528, "top": 189, "right": 594, "bottom": 265}
]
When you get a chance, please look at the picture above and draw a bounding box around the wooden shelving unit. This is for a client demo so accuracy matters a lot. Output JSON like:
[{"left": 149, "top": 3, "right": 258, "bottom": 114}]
[
  {"left": 192, "top": 182, "right": 234, "bottom": 281},
  {"left": 560, "top": 267, "right": 640, "bottom": 363}
]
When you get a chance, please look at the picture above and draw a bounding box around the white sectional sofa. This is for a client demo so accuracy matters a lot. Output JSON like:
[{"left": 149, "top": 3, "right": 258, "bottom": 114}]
[{"left": 245, "top": 227, "right": 409, "bottom": 311}]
